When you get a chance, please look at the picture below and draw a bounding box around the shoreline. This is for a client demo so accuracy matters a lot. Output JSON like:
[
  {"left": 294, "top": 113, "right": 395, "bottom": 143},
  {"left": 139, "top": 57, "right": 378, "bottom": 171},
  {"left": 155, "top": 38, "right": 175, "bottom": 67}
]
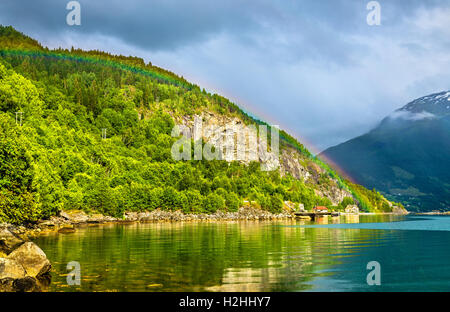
[
  {"left": 1, "top": 207, "right": 291, "bottom": 291},
  {"left": 0, "top": 208, "right": 408, "bottom": 292},
  {"left": 1, "top": 208, "right": 410, "bottom": 241},
  {"left": 1, "top": 207, "right": 295, "bottom": 241},
  {"left": 414, "top": 212, "right": 450, "bottom": 215}
]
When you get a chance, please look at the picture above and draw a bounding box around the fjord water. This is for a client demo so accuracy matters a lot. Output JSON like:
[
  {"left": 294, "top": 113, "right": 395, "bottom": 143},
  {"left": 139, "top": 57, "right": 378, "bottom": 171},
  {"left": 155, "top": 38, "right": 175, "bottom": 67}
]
[{"left": 34, "top": 215, "right": 450, "bottom": 292}]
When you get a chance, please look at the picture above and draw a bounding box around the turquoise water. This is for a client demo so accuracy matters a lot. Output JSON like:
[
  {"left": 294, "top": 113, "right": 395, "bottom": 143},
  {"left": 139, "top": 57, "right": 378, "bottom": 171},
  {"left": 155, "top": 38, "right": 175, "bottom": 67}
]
[
  {"left": 34, "top": 215, "right": 450, "bottom": 292},
  {"left": 291, "top": 215, "right": 450, "bottom": 231},
  {"left": 293, "top": 215, "right": 450, "bottom": 291}
]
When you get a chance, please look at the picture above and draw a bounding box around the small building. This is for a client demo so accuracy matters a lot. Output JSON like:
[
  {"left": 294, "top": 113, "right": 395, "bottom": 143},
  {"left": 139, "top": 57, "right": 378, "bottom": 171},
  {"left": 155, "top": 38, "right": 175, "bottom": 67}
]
[
  {"left": 345, "top": 205, "right": 359, "bottom": 214},
  {"left": 298, "top": 203, "right": 306, "bottom": 212},
  {"left": 313, "top": 206, "right": 328, "bottom": 212}
]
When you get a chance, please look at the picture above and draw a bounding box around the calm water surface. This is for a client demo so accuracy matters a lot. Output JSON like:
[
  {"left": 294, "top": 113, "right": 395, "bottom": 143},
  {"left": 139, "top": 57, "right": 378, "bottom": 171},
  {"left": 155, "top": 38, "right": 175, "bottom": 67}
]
[{"left": 33, "top": 215, "right": 450, "bottom": 292}]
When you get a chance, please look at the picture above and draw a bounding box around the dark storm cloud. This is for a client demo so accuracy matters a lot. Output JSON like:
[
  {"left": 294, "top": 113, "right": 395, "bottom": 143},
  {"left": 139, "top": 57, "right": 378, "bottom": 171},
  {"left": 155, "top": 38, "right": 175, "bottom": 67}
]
[
  {"left": 0, "top": 0, "right": 449, "bottom": 151},
  {"left": 0, "top": 0, "right": 280, "bottom": 51},
  {"left": 1, "top": 0, "right": 444, "bottom": 53}
]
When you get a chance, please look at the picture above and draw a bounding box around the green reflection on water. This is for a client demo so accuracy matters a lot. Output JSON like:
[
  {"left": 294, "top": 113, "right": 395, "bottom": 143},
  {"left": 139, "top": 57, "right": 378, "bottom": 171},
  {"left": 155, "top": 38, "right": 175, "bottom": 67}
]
[{"left": 33, "top": 215, "right": 408, "bottom": 292}]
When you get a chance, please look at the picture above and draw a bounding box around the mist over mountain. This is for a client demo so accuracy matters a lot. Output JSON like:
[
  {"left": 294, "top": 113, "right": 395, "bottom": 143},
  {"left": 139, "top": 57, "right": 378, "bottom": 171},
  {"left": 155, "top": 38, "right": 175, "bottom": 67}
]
[{"left": 322, "top": 91, "right": 450, "bottom": 212}]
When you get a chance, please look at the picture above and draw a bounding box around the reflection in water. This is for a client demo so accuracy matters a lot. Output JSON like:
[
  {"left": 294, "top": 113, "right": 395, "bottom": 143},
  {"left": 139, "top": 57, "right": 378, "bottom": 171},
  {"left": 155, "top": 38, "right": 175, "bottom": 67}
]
[
  {"left": 331, "top": 216, "right": 340, "bottom": 224},
  {"left": 33, "top": 215, "right": 450, "bottom": 292},
  {"left": 315, "top": 217, "right": 328, "bottom": 224},
  {"left": 344, "top": 214, "right": 360, "bottom": 224},
  {"left": 36, "top": 274, "right": 52, "bottom": 292}
]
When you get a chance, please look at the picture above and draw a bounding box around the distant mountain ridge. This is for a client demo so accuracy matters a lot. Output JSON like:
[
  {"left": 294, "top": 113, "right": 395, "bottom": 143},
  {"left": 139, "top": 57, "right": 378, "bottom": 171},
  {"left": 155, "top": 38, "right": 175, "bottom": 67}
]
[
  {"left": 322, "top": 91, "right": 450, "bottom": 212},
  {"left": 398, "top": 91, "right": 450, "bottom": 115}
]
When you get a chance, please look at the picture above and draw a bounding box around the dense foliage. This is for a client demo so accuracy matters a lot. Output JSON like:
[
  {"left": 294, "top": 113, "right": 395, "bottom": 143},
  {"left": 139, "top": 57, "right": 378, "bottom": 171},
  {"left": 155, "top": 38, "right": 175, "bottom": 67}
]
[{"left": 0, "top": 26, "right": 394, "bottom": 223}]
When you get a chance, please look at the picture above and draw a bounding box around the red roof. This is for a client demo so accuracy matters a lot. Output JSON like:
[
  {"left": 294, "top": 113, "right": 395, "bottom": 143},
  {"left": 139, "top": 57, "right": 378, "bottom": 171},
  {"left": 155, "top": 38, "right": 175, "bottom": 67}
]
[{"left": 314, "top": 206, "right": 328, "bottom": 211}]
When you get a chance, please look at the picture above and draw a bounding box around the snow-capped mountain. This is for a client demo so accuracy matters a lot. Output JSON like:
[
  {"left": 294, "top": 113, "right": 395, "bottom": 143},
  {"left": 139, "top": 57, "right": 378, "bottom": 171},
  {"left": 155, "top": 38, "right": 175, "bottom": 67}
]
[
  {"left": 321, "top": 91, "right": 450, "bottom": 212},
  {"left": 394, "top": 91, "right": 450, "bottom": 117}
]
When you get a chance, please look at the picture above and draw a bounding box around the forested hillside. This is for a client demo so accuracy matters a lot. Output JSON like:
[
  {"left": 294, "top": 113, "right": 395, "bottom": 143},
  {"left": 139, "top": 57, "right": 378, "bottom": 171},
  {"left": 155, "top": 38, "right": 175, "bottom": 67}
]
[{"left": 0, "top": 26, "right": 400, "bottom": 224}]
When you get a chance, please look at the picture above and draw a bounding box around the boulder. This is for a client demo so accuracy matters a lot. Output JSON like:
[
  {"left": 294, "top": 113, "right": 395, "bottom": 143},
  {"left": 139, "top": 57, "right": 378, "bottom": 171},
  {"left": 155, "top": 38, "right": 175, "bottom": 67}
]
[
  {"left": 0, "top": 276, "right": 40, "bottom": 292},
  {"left": 70, "top": 212, "right": 89, "bottom": 223},
  {"left": 125, "top": 212, "right": 138, "bottom": 221},
  {"left": 0, "top": 258, "right": 26, "bottom": 279},
  {"left": 13, "top": 276, "right": 38, "bottom": 292},
  {"left": 87, "top": 214, "right": 108, "bottom": 223},
  {"left": 0, "top": 228, "right": 23, "bottom": 254},
  {"left": 60, "top": 210, "right": 89, "bottom": 223},
  {"left": 35, "top": 272, "right": 51, "bottom": 290},
  {"left": 7, "top": 242, "right": 51, "bottom": 277},
  {"left": 38, "top": 220, "right": 57, "bottom": 227},
  {"left": 59, "top": 211, "right": 71, "bottom": 220}
]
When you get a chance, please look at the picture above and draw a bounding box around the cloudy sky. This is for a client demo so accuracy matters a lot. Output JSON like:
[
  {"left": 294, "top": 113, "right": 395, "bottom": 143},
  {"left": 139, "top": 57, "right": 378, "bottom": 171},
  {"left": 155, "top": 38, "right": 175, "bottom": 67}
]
[{"left": 1, "top": 0, "right": 449, "bottom": 152}]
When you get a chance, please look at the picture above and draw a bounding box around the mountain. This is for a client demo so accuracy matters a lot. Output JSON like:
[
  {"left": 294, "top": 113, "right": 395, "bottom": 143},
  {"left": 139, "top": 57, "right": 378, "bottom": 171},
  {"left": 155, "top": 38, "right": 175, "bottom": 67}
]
[
  {"left": 0, "top": 26, "right": 400, "bottom": 224},
  {"left": 322, "top": 91, "right": 450, "bottom": 212}
]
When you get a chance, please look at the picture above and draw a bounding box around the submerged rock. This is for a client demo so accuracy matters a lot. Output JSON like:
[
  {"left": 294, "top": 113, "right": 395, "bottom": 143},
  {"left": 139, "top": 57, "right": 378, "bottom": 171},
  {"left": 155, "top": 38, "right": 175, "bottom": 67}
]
[
  {"left": 13, "top": 276, "right": 39, "bottom": 292},
  {"left": 0, "top": 277, "right": 15, "bottom": 292},
  {"left": 58, "top": 226, "right": 76, "bottom": 234},
  {"left": 38, "top": 220, "right": 57, "bottom": 227},
  {"left": 0, "top": 276, "right": 41, "bottom": 292},
  {"left": 7, "top": 242, "right": 51, "bottom": 277}
]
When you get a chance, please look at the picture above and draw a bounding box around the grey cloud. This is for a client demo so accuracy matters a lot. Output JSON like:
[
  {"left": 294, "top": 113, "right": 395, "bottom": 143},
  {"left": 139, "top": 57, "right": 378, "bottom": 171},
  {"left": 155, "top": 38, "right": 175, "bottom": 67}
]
[
  {"left": 1, "top": 0, "right": 445, "bottom": 54},
  {"left": 0, "top": 0, "right": 280, "bottom": 51},
  {"left": 1, "top": 0, "right": 450, "bottom": 151}
]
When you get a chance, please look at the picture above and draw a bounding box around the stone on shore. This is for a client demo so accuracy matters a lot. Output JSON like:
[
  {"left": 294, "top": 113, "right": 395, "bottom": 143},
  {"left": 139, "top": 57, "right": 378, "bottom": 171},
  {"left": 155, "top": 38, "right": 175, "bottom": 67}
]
[
  {"left": 59, "top": 211, "right": 71, "bottom": 220},
  {"left": 124, "top": 206, "right": 292, "bottom": 222},
  {"left": 65, "top": 211, "right": 89, "bottom": 223},
  {"left": 0, "top": 258, "right": 26, "bottom": 279},
  {"left": 87, "top": 214, "right": 109, "bottom": 223},
  {"left": 58, "top": 210, "right": 117, "bottom": 224},
  {"left": 0, "top": 228, "right": 23, "bottom": 254},
  {"left": 7, "top": 242, "right": 51, "bottom": 277}
]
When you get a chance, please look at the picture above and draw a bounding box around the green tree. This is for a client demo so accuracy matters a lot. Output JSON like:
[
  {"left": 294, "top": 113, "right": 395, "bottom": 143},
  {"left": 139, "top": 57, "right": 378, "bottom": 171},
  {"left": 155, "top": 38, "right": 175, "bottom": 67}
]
[
  {"left": 0, "top": 113, "right": 41, "bottom": 223},
  {"left": 203, "top": 193, "right": 225, "bottom": 213}
]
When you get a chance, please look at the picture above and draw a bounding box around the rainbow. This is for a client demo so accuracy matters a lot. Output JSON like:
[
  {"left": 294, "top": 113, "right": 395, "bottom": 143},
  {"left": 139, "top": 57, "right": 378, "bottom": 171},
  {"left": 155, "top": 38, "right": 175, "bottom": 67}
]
[
  {"left": 0, "top": 47, "right": 355, "bottom": 187},
  {"left": 0, "top": 48, "right": 192, "bottom": 90}
]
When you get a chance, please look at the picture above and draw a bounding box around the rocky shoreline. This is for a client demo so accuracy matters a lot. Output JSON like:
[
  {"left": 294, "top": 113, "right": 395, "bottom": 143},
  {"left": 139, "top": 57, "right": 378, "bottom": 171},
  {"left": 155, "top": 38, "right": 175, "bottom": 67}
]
[
  {"left": 0, "top": 206, "right": 410, "bottom": 292},
  {"left": 0, "top": 207, "right": 293, "bottom": 292},
  {"left": 0, "top": 226, "right": 52, "bottom": 292},
  {"left": 5, "top": 207, "right": 294, "bottom": 240}
]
